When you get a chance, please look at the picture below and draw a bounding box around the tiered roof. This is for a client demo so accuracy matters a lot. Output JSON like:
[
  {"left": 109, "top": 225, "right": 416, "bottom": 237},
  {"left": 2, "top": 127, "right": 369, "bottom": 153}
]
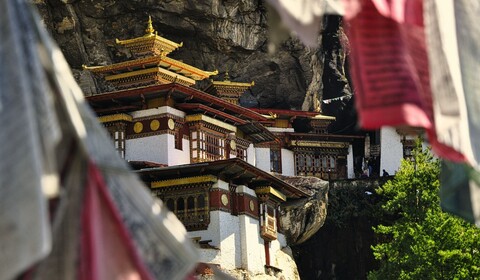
[
  {"left": 204, "top": 72, "right": 254, "bottom": 105},
  {"left": 115, "top": 16, "right": 183, "bottom": 57},
  {"left": 86, "top": 83, "right": 277, "bottom": 143},
  {"left": 83, "top": 17, "right": 217, "bottom": 89}
]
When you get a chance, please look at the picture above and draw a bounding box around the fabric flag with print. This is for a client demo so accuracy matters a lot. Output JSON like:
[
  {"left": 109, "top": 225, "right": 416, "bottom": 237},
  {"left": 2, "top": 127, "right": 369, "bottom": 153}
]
[
  {"left": 440, "top": 160, "right": 480, "bottom": 227},
  {"left": 424, "top": 0, "right": 480, "bottom": 169},
  {"left": 343, "top": 0, "right": 431, "bottom": 130},
  {"left": 0, "top": 0, "right": 199, "bottom": 279},
  {"left": 0, "top": 0, "right": 59, "bottom": 278},
  {"left": 265, "top": 0, "right": 344, "bottom": 47},
  {"left": 343, "top": 0, "right": 465, "bottom": 163},
  {"left": 424, "top": 0, "right": 480, "bottom": 225}
]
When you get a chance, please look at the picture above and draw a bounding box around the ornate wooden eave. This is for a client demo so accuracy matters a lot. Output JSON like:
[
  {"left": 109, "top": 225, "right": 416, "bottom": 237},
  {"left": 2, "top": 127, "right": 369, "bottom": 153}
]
[
  {"left": 204, "top": 80, "right": 255, "bottom": 94},
  {"left": 97, "top": 113, "right": 132, "bottom": 123},
  {"left": 255, "top": 186, "right": 286, "bottom": 202},
  {"left": 151, "top": 175, "right": 218, "bottom": 188},
  {"left": 83, "top": 55, "right": 217, "bottom": 81},
  {"left": 136, "top": 158, "right": 311, "bottom": 198},
  {"left": 87, "top": 83, "right": 269, "bottom": 122},
  {"left": 176, "top": 103, "right": 248, "bottom": 125},
  {"left": 174, "top": 103, "right": 276, "bottom": 143},
  {"left": 185, "top": 114, "right": 237, "bottom": 133},
  {"left": 250, "top": 108, "right": 336, "bottom": 120},
  {"left": 289, "top": 133, "right": 364, "bottom": 142},
  {"left": 290, "top": 140, "right": 350, "bottom": 149},
  {"left": 82, "top": 56, "right": 163, "bottom": 74},
  {"left": 159, "top": 56, "right": 218, "bottom": 80}
]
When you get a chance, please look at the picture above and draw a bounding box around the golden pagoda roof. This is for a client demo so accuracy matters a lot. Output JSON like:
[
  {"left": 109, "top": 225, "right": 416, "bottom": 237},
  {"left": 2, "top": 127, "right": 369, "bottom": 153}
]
[
  {"left": 204, "top": 72, "right": 254, "bottom": 96},
  {"left": 115, "top": 16, "right": 183, "bottom": 56},
  {"left": 210, "top": 79, "right": 255, "bottom": 89},
  {"left": 83, "top": 55, "right": 218, "bottom": 81}
]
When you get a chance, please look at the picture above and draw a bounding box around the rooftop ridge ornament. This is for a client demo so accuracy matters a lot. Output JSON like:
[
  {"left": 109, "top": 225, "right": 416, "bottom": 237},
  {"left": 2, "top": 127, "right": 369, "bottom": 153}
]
[
  {"left": 224, "top": 70, "right": 230, "bottom": 81},
  {"left": 145, "top": 15, "right": 155, "bottom": 36}
]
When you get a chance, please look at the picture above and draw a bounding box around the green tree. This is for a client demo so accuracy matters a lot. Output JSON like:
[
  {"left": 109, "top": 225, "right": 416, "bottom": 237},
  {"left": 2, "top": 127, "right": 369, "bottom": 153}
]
[{"left": 369, "top": 142, "right": 480, "bottom": 280}]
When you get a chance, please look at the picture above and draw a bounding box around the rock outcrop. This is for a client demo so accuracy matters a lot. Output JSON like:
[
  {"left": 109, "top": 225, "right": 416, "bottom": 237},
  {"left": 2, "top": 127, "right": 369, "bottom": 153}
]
[
  {"left": 277, "top": 175, "right": 329, "bottom": 245},
  {"left": 292, "top": 178, "right": 389, "bottom": 280}
]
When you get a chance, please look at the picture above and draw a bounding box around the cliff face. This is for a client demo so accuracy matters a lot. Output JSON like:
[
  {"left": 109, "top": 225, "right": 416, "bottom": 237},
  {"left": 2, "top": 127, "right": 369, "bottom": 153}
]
[
  {"left": 35, "top": 0, "right": 334, "bottom": 110},
  {"left": 292, "top": 179, "right": 388, "bottom": 280}
]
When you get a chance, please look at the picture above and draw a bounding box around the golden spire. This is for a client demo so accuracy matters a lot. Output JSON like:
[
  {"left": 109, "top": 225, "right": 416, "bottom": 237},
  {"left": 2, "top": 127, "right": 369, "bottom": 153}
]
[
  {"left": 224, "top": 70, "right": 230, "bottom": 81},
  {"left": 145, "top": 15, "right": 155, "bottom": 35}
]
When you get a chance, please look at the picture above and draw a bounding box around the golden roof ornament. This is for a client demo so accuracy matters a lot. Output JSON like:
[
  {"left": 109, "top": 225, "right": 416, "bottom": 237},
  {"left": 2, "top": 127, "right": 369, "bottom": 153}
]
[
  {"left": 224, "top": 70, "right": 230, "bottom": 81},
  {"left": 145, "top": 15, "right": 155, "bottom": 35}
]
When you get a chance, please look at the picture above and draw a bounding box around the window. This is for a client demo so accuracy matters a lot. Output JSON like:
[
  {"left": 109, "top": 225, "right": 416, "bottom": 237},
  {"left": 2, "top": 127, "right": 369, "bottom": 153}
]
[
  {"left": 190, "top": 130, "right": 226, "bottom": 162},
  {"left": 197, "top": 194, "right": 206, "bottom": 208},
  {"left": 177, "top": 198, "right": 185, "bottom": 215},
  {"left": 187, "top": 196, "right": 195, "bottom": 210},
  {"left": 175, "top": 129, "right": 183, "bottom": 150},
  {"left": 402, "top": 139, "right": 415, "bottom": 161},
  {"left": 270, "top": 148, "right": 282, "bottom": 173},
  {"left": 236, "top": 147, "right": 247, "bottom": 161},
  {"left": 295, "top": 151, "right": 338, "bottom": 179},
  {"left": 260, "top": 203, "right": 277, "bottom": 240},
  {"left": 111, "top": 130, "right": 125, "bottom": 158},
  {"left": 166, "top": 199, "right": 174, "bottom": 212},
  {"left": 234, "top": 138, "right": 250, "bottom": 162}
]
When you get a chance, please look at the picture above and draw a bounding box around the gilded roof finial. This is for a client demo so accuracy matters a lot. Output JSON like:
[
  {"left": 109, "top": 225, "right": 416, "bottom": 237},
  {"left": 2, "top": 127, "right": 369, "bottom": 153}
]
[{"left": 145, "top": 15, "right": 155, "bottom": 35}]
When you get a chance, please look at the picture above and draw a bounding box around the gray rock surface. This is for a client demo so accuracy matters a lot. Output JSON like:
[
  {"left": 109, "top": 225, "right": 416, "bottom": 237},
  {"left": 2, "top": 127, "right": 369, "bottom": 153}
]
[
  {"left": 35, "top": 0, "right": 327, "bottom": 109},
  {"left": 276, "top": 175, "right": 329, "bottom": 245}
]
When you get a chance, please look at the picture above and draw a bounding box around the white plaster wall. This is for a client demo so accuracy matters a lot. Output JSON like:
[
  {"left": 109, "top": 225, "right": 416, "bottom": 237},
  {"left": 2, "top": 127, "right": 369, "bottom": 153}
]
[
  {"left": 236, "top": 185, "right": 256, "bottom": 196},
  {"left": 187, "top": 211, "right": 222, "bottom": 265},
  {"left": 189, "top": 183, "right": 289, "bottom": 273},
  {"left": 247, "top": 144, "right": 256, "bottom": 166},
  {"left": 197, "top": 247, "right": 221, "bottom": 265},
  {"left": 187, "top": 210, "right": 240, "bottom": 270},
  {"left": 125, "top": 135, "right": 168, "bottom": 164},
  {"left": 130, "top": 106, "right": 185, "bottom": 118},
  {"left": 270, "top": 236, "right": 287, "bottom": 268},
  {"left": 239, "top": 215, "right": 266, "bottom": 273},
  {"left": 236, "top": 184, "right": 265, "bottom": 273},
  {"left": 380, "top": 127, "right": 403, "bottom": 175},
  {"left": 191, "top": 180, "right": 240, "bottom": 269},
  {"left": 281, "top": 148, "right": 295, "bottom": 176},
  {"left": 218, "top": 211, "right": 241, "bottom": 270},
  {"left": 213, "top": 180, "right": 229, "bottom": 191},
  {"left": 187, "top": 212, "right": 221, "bottom": 248},
  {"left": 347, "top": 144, "right": 355, "bottom": 179},
  {"left": 267, "top": 127, "right": 295, "bottom": 133},
  {"left": 255, "top": 147, "right": 271, "bottom": 173},
  {"left": 168, "top": 137, "right": 190, "bottom": 166}
]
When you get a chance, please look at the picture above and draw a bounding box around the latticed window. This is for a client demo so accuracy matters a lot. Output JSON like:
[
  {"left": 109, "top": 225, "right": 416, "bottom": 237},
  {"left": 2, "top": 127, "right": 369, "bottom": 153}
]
[
  {"left": 402, "top": 139, "right": 416, "bottom": 161},
  {"left": 236, "top": 147, "right": 247, "bottom": 161},
  {"left": 112, "top": 130, "right": 125, "bottom": 158},
  {"left": 190, "top": 130, "right": 226, "bottom": 162},
  {"left": 295, "top": 151, "right": 337, "bottom": 179},
  {"left": 234, "top": 138, "right": 250, "bottom": 162},
  {"left": 174, "top": 129, "right": 183, "bottom": 150},
  {"left": 260, "top": 203, "right": 277, "bottom": 240},
  {"left": 156, "top": 191, "right": 210, "bottom": 231},
  {"left": 270, "top": 148, "right": 282, "bottom": 173}
]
